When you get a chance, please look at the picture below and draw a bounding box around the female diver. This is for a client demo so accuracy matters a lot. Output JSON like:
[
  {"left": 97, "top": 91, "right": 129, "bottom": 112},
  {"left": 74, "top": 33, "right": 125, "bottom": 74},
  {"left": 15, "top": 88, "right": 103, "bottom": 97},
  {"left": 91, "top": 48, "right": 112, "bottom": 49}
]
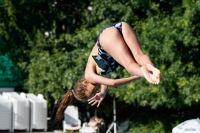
[{"left": 53, "top": 22, "right": 161, "bottom": 123}]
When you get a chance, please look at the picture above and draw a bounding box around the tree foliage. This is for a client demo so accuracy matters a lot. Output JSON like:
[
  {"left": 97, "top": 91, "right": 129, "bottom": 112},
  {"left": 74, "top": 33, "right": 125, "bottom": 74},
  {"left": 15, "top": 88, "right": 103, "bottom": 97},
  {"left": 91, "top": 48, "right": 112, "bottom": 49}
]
[{"left": 0, "top": 0, "right": 200, "bottom": 113}]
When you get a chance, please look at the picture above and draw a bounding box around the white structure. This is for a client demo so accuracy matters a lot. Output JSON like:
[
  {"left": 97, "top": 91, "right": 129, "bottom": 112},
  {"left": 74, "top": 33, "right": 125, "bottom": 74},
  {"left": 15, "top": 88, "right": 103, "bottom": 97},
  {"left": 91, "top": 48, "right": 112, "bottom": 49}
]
[
  {"left": 63, "top": 106, "right": 81, "bottom": 132},
  {"left": 79, "top": 124, "right": 97, "bottom": 133},
  {"left": 25, "top": 93, "right": 47, "bottom": 132},
  {"left": 0, "top": 94, "right": 13, "bottom": 132},
  {"left": 172, "top": 118, "right": 200, "bottom": 133},
  {"left": 2, "top": 92, "right": 30, "bottom": 132}
]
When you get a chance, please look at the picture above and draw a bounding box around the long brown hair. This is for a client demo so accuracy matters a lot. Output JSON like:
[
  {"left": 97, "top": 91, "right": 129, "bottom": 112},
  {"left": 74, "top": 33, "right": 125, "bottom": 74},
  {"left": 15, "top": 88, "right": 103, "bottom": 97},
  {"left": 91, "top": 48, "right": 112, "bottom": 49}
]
[{"left": 54, "top": 78, "right": 88, "bottom": 123}]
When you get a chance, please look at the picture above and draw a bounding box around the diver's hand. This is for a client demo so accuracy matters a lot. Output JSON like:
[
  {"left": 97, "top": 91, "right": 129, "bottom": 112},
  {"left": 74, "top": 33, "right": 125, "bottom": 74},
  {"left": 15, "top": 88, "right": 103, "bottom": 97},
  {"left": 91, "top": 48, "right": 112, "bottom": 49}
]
[{"left": 88, "top": 92, "right": 106, "bottom": 107}]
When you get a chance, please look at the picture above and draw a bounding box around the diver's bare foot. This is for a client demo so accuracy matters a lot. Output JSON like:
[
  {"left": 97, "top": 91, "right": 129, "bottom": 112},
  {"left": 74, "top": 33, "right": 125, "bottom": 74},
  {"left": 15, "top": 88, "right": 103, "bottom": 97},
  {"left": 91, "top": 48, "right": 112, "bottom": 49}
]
[
  {"left": 146, "top": 64, "right": 160, "bottom": 78},
  {"left": 140, "top": 66, "right": 156, "bottom": 84},
  {"left": 146, "top": 64, "right": 161, "bottom": 84}
]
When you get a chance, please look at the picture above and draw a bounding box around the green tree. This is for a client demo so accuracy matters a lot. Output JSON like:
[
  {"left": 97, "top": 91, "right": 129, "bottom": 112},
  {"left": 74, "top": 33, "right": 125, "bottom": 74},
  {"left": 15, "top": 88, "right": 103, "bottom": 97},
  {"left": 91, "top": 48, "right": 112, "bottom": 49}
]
[
  {"left": 1, "top": 0, "right": 200, "bottom": 123},
  {"left": 0, "top": 0, "right": 90, "bottom": 113},
  {"left": 64, "top": 0, "right": 200, "bottom": 110}
]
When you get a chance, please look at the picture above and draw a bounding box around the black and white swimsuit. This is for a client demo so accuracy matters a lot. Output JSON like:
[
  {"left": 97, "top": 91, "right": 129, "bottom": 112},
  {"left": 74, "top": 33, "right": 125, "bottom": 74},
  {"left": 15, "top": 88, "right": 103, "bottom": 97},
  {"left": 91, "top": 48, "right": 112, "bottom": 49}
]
[{"left": 92, "top": 22, "right": 123, "bottom": 76}]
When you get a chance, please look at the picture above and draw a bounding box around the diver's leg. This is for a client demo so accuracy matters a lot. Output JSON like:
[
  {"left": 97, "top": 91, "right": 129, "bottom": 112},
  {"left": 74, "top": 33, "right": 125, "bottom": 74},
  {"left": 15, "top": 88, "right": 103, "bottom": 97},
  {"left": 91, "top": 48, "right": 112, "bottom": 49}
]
[
  {"left": 121, "top": 22, "right": 160, "bottom": 83},
  {"left": 99, "top": 27, "right": 155, "bottom": 84}
]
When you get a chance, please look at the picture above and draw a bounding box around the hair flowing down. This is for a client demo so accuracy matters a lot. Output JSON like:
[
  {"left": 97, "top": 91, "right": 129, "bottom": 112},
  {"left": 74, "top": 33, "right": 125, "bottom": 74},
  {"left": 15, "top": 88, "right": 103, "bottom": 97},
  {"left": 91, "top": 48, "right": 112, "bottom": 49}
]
[
  {"left": 52, "top": 78, "right": 87, "bottom": 125},
  {"left": 54, "top": 90, "right": 73, "bottom": 123}
]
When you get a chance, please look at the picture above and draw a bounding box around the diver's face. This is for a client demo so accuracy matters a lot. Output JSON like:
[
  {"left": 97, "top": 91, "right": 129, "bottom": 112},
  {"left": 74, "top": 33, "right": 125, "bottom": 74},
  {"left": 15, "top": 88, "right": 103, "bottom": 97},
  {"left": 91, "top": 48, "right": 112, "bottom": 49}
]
[{"left": 83, "top": 80, "right": 100, "bottom": 99}]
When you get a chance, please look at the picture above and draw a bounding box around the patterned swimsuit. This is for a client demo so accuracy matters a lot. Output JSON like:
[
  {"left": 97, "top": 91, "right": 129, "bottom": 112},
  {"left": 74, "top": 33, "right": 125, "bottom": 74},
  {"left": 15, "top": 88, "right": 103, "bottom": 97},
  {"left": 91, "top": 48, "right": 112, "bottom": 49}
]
[{"left": 92, "top": 22, "right": 123, "bottom": 76}]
